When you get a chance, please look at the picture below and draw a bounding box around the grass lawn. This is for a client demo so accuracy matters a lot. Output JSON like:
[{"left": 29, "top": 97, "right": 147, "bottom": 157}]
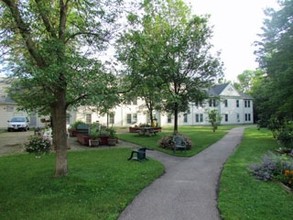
[
  {"left": 218, "top": 127, "right": 293, "bottom": 220},
  {"left": 118, "top": 125, "right": 234, "bottom": 156},
  {"left": 0, "top": 148, "right": 164, "bottom": 220}
]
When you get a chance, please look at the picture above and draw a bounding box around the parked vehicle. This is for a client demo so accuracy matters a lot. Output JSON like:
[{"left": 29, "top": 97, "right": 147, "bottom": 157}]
[{"left": 7, "top": 116, "right": 30, "bottom": 131}]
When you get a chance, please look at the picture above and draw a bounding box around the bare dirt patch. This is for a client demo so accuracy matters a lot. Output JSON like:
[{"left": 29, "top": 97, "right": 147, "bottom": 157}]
[{"left": 0, "top": 131, "right": 33, "bottom": 155}]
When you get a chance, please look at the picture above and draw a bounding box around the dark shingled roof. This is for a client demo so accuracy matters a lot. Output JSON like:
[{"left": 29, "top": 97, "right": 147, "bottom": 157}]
[
  {"left": 208, "top": 83, "right": 253, "bottom": 99},
  {"left": 208, "top": 83, "right": 229, "bottom": 96}
]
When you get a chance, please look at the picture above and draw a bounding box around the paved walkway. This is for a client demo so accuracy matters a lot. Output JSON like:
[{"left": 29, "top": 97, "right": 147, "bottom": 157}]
[{"left": 118, "top": 127, "right": 245, "bottom": 220}]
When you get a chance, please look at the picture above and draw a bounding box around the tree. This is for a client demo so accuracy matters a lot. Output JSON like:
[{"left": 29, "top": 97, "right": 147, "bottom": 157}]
[
  {"left": 255, "top": 0, "right": 293, "bottom": 122},
  {"left": 117, "top": 0, "right": 223, "bottom": 133},
  {"left": 207, "top": 109, "right": 221, "bottom": 132},
  {"left": 233, "top": 69, "right": 263, "bottom": 94},
  {"left": 0, "top": 0, "right": 122, "bottom": 177}
]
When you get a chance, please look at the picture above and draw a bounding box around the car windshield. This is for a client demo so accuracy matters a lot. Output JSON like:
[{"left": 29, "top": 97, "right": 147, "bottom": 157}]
[{"left": 11, "top": 117, "right": 26, "bottom": 122}]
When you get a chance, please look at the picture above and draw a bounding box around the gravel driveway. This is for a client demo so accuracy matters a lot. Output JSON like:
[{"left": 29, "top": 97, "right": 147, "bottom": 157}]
[
  {"left": 0, "top": 130, "right": 33, "bottom": 155},
  {"left": 0, "top": 130, "right": 137, "bottom": 156}
]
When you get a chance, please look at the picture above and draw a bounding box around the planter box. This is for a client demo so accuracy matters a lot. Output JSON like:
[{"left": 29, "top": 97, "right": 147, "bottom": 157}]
[
  {"left": 68, "top": 129, "right": 78, "bottom": 137},
  {"left": 99, "top": 136, "right": 118, "bottom": 146},
  {"left": 89, "top": 139, "right": 100, "bottom": 147},
  {"left": 76, "top": 133, "right": 90, "bottom": 146}
]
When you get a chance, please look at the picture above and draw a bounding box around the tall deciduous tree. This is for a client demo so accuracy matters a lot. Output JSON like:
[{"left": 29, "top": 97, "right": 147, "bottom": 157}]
[
  {"left": 255, "top": 0, "right": 293, "bottom": 122},
  {"left": 117, "top": 0, "right": 223, "bottom": 133},
  {"left": 0, "top": 0, "right": 122, "bottom": 177}
]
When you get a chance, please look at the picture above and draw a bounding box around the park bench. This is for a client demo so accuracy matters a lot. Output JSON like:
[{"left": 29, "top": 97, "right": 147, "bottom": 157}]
[{"left": 76, "top": 124, "right": 89, "bottom": 135}]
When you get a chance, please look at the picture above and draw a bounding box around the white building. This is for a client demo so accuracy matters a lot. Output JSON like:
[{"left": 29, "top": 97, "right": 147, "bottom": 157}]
[
  {"left": 0, "top": 79, "right": 253, "bottom": 129},
  {"left": 72, "top": 83, "right": 254, "bottom": 127},
  {"left": 0, "top": 78, "right": 45, "bottom": 129}
]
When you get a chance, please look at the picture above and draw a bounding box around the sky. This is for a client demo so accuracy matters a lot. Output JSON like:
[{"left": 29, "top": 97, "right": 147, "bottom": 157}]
[
  {"left": 187, "top": 0, "right": 279, "bottom": 82},
  {"left": 0, "top": 0, "right": 279, "bottom": 81}
]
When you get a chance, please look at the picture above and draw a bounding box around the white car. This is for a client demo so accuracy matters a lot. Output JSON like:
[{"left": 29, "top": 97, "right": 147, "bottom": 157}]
[{"left": 7, "top": 116, "right": 30, "bottom": 131}]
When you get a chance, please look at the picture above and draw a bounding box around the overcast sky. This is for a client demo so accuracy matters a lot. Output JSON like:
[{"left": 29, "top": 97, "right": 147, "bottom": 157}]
[
  {"left": 0, "top": 0, "right": 280, "bottom": 81},
  {"left": 188, "top": 0, "right": 279, "bottom": 82}
]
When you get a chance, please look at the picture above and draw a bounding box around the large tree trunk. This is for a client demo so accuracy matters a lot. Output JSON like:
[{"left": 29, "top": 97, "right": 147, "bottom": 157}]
[{"left": 52, "top": 89, "right": 68, "bottom": 177}]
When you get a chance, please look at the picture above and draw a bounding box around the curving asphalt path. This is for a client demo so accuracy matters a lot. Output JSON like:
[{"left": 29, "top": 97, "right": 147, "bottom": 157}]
[{"left": 118, "top": 127, "right": 245, "bottom": 220}]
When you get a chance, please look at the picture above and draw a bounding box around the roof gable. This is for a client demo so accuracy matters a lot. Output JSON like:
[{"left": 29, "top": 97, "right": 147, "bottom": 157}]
[{"left": 220, "top": 84, "right": 240, "bottom": 96}]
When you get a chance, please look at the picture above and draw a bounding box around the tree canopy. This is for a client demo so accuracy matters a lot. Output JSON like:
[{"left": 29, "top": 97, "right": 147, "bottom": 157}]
[
  {"left": 117, "top": 0, "right": 223, "bottom": 133},
  {"left": 0, "top": 0, "right": 122, "bottom": 177},
  {"left": 254, "top": 0, "right": 293, "bottom": 123}
]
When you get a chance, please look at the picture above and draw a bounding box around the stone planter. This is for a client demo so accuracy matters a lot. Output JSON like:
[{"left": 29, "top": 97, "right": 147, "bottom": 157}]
[{"left": 89, "top": 139, "right": 100, "bottom": 147}]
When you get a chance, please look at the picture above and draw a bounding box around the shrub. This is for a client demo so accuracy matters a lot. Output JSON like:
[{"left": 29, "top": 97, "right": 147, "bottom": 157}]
[
  {"left": 158, "top": 134, "right": 192, "bottom": 150},
  {"left": 249, "top": 153, "right": 281, "bottom": 181},
  {"left": 249, "top": 152, "right": 293, "bottom": 189},
  {"left": 24, "top": 135, "right": 51, "bottom": 155},
  {"left": 277, "top": 128, "right": 293, "bottom": 149}
]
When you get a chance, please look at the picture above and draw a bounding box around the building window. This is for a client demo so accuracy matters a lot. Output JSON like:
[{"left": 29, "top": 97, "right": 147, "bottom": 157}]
[
  {"left": 183, "top": 113, "right": 188, "bottom": 123},
  {"left": 195, "top": 101, "right": 203, "bottom": 108},
  {"left": 85, "top": 114, "right": 92, "bottom": 124},
  {"left": 109, "top": 112, "right": 115, "bottom": 124},
  {"left": 126, "top": 114, "right": 132, "bottom": 124},
  {"left": 237, "top": 113, "right": 240, "bottom": 122},
  {"left": 6, "top": 106, "right": 14, "bottom": 112},
  {"left": 133, "top": 113, "right": 137, "bottom": 123},
  {"left": 245, "top": 113, "right": 251, "bottom": 121},
  {"left": 125, "top": 100, "right": 131, "bottom": 105},
  {"left": 195, "top": 114, "right": 203, "bottom": 123},
  {"left": 245, "top": 100, "right": 251, "bottom": 108},
  {"left": 225, "top": 114, "right": 228, "bottom": 122},
  {"left": 132, "top": 99, "right": 137, "bottom": 105},
  {"left": 209, "top": 99, "right": 216, "bottom": 107},
  {"left": 66, "top": 113, "right": 71, "bottom": 125},
  {"left": 236, "top": 100, "right": 239, "bottom": 107},
  {"left": 224, "top": 99, "right": 228, "bottom": 107},
  {"left": 126, "top": 113, "right": 137, "bottom": 124},
  {"left": 167, "top": 114, "right": 172, "bottom": 123}
]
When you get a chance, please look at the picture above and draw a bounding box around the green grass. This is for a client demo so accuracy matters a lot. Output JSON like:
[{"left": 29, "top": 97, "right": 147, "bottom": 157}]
[
  {"left": 118, "top": 125, "right": 234, "bottom": 156},
  {"left": 0, "top": 148, "right": 164, "bottom": 220},
  {"left": 218, "top": 127, "right": 293, "bottom": 220}
]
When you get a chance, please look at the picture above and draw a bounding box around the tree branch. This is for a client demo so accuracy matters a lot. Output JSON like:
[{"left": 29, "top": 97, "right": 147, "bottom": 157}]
[
  {"left": 34, "top": 0, "right": 57, "bottom": 38},
  {"left": 58, "top": 0, "right": 68, "bottom": 40},
  {"left": 2, "top": 0, "right": 46, "bottom": 67},
  {"left": 65, "top": 32, "right": 107, "bottom": 44},
  {"left": 65, "top": 93, "right": 88, "bottom": 109}
]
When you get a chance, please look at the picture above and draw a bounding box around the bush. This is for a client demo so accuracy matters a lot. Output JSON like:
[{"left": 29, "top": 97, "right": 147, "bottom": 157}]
[
  {"left": 24, "top": 135, "right": 51, "bottom": 155},
  {"left": 277, "top": 128, "right": 293, "bottom": 149},
  {"left": 249, "top": 152, "right": 293, "bottom": 189},
  {"left": 158, "top": 134, "right": 192, "bottom": 150},
  {"left": 249, "top": 153, "right": 281, "bottom": 181}
]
